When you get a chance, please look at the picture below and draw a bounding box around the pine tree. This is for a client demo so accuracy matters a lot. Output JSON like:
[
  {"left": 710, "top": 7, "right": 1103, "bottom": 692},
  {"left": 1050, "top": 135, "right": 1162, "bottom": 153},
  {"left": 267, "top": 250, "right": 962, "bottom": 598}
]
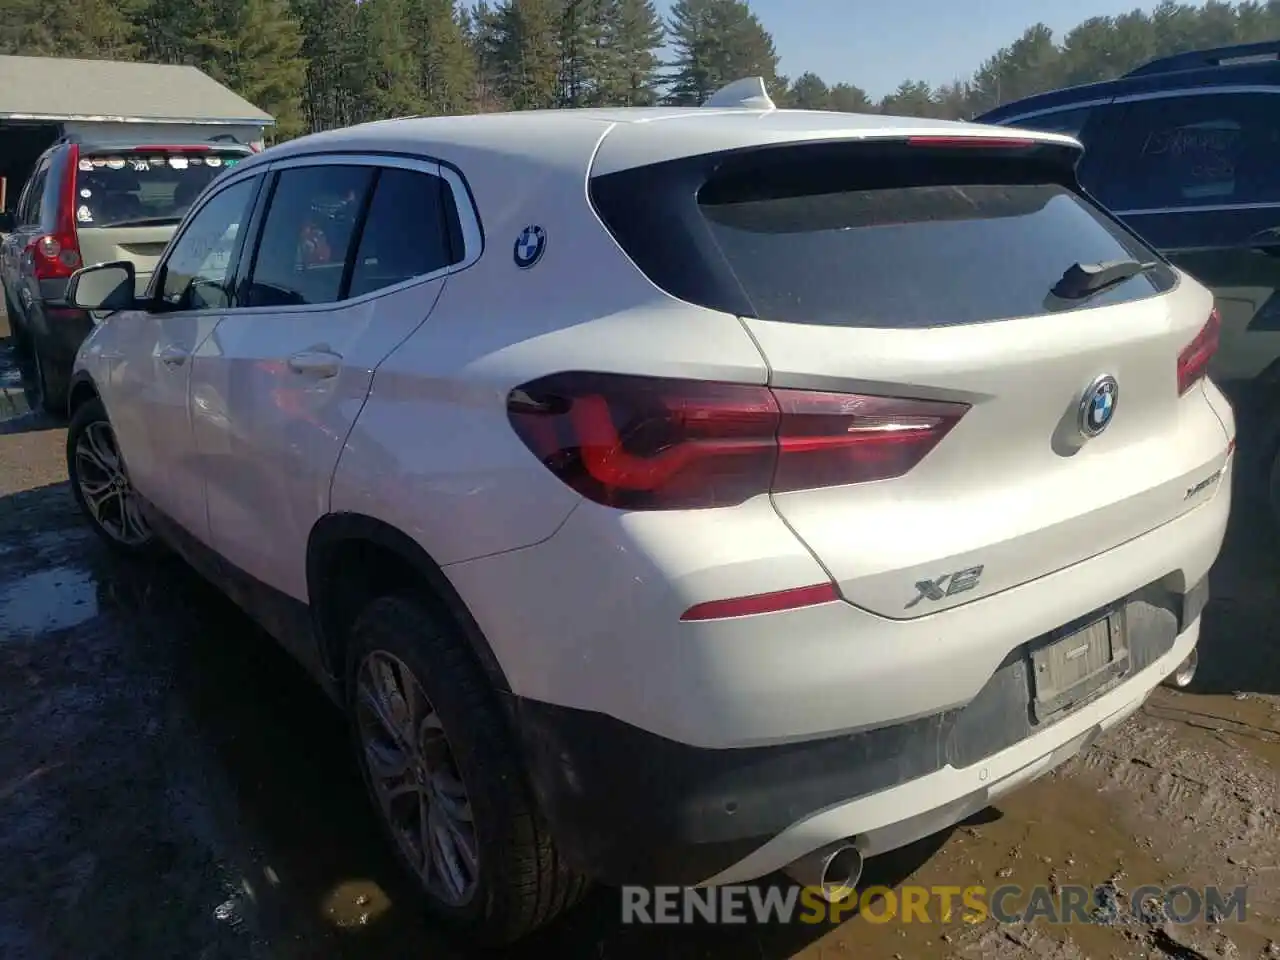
[
  {"left": 290, "top": 0, "right": 365, "bottom": 131},
  {"left": 665, "top": 0, "right": 779, "bottom": 105},
  {"left": 135, "top": 0, "right": 228, "bottom": 67},
  {"left": 467, "top": 1, "right": 508, "bottom": 111},
  {"left": 65, "top": 0, "right": 143, "bottom": 58},
  {"left": 493, "top": 0, "right": 560, "bottom": 110},
  {"left": 879, "top": 80, "right": 938, "bottom": 117},
  {"left": 596, "top": 0, "right": 663, "bottom": 105},
  {"left": 559, "top": 0, "right": 607, "bottom": 106},
  {"left": 826, "top": 82, "right": 873, "bottom": 113},
  {"left": 359, "top": 0, "right": 424, "bottom": 119},
  {"left": 224, "top": 0, "right": 308, "bottom": 140},
  {"left": 0, "top": 0, "right": 140, "bottom": 57},
  {"left": 411, "top": 0, "right": 477, "bottom": 115},
  {"left": 787, "top": 71, "right": 828, "bottom": 109},
  {"left": 0, "top": 0, "right": 47, "bottom": 55}
]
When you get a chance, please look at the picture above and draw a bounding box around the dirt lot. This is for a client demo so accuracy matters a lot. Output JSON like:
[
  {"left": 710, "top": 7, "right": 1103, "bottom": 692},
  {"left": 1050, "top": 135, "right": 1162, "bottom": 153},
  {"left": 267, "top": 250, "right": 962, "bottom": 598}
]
[{"left": 1, "top": 309, "right": 1279, "bottom": 960}]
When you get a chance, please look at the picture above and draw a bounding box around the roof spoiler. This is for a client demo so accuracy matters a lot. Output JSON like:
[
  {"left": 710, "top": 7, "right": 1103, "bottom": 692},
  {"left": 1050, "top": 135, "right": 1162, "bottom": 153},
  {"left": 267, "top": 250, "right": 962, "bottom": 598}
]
[
  {"left": 1124, "top": 40, "right": 1280, "bottom": 77},
  {"left": 703, "top": 77, "right": 776, "bottom": 110}
]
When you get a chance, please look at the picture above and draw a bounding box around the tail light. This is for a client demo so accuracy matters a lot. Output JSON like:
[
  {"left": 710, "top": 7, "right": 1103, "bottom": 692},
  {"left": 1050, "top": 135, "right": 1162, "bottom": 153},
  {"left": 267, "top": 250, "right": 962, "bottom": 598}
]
[
  {"left": 1177, "top": 308, "right": 1221, "bottom": 396},
  {"left": 29, "top": 144, "right": 82, "bottom": 280},
  {"left": 506, "top": 372, "right": 969, "bottom": 510}
]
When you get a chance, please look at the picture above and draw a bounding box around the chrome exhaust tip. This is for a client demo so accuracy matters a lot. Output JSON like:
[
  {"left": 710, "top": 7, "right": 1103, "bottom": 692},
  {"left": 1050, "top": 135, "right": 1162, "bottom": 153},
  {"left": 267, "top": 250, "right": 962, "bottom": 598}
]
[
  {"left": 782, "top": 840, "right": 863, "bottom": 903},
  {"left": 1163, "top": 648, "right": 1198, "bottom": 689}
]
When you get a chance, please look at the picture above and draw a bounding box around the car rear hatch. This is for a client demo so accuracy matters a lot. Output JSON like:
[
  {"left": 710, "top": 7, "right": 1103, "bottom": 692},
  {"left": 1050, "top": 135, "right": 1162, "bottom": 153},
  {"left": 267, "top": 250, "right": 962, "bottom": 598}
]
[
  {"left": 72, "top": 144, "right": 252, "bottom": 293},
  {"left": 591, "top": 131, "right": 1230, "bottom": 619}
]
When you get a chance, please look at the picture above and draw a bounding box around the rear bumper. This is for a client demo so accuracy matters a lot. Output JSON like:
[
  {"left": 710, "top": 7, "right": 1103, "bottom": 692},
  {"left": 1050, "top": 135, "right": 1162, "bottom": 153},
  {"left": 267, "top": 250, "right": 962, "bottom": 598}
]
[
  {"left": 703, "top": 614, "right": 1201, "bottom": 887},
  {"left": 454, "top": 452, "right": 1231, "bottom": 751},
  {"left": 510, "top": 579, "right": 1205, "bottom": 887},
  {"left": 29, "top": 279, "right": 93, "bottom": 361},
  {"left": 38, "top": 306, "right": 94, "bottom": 361}
]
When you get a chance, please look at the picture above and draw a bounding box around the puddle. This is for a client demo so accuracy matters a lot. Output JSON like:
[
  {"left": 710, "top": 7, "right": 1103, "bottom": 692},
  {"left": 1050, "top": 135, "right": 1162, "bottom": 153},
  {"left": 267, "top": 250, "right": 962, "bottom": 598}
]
[{"left": 0, "top": 566, "right": 99, "bottom": 635}]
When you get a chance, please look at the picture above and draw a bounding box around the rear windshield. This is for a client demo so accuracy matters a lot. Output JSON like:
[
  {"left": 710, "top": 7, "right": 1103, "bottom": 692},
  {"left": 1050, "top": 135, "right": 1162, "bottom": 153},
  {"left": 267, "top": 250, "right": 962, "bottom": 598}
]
[
  {"left": 75, "top": 149, "right": 249, "bottom": 229},
  {"left": 591, "top": 143, "right": 1177, "bottom": 328}
]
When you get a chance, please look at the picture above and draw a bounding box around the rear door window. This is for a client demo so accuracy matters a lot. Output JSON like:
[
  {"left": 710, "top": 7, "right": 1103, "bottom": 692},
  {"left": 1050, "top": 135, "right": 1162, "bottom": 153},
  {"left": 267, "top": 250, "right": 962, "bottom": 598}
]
[
  {"left": 22, "top": 161, "right": 49, "bottom": 226},
  {"left": 75, "top": 148, "right": 249, "bottom": 228},
  {"left": 348, "top": 167, "right": 461, "bottom": 298},
  {"left": 244, "top": 165, "right": 374, "bottom": 308}
]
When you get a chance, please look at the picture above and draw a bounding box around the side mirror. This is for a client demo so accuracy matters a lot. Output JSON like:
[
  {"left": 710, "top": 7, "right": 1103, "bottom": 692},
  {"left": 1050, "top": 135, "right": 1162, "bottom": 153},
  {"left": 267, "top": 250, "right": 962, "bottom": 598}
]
[{"left": 66, "top": 260, "right": 137, "bottom": 312}]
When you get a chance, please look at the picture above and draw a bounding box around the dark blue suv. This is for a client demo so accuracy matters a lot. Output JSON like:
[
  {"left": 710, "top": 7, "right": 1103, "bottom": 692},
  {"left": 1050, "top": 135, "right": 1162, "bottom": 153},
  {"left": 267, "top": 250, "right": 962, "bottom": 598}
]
[
  {"left": 979, "top": 41, "right": 1280, "bottom": 398},
  {"left": 979, "top": 41, "right": 1280, "bottom": 522}
]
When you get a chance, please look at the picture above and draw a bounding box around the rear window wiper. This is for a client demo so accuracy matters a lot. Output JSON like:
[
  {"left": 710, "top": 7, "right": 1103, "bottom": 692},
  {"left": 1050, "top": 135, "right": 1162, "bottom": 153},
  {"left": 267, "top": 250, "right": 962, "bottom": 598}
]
[{"left": 1051, "top": 258, "right": 1158, "bottom": 300}]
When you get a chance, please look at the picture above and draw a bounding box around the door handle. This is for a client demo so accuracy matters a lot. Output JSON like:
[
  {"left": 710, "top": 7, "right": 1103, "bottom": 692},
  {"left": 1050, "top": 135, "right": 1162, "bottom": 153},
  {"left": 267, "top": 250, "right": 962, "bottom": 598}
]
[
  {"left": 159, "top": 345, "right": 188, "bottom": 367},
  {"left": 287, "top": 349, "right": 342, "bottom": 378}
]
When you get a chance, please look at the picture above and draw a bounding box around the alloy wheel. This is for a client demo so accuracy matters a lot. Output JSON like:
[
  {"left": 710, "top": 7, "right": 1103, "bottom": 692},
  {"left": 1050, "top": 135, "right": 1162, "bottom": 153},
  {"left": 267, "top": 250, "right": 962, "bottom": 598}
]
[
  {"left": 354, "top": 650, "right": 480, "bottom": 906},
  {"left": 73, "top": 419, "right": 151, "bottom": 546}
]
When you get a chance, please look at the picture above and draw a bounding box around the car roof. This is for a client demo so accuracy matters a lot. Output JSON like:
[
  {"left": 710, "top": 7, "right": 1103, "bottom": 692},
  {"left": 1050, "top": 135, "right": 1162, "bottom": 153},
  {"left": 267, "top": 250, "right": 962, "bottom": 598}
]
[
  {"left": 978, "top": 48, "right": 1280, "bottom": 125},
  {"left": 239, "top": 105, "right": 1078, "bottom": 178},
  {"left": 212, "top": 89, "right": 1081, "bottom": 264}
]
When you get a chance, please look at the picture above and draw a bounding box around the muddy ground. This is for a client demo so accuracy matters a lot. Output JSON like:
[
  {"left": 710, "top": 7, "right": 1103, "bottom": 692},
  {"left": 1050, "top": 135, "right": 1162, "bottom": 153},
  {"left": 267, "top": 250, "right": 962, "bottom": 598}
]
[{"left": 1, "top": 311, "right": 1278, "bottom": 960}]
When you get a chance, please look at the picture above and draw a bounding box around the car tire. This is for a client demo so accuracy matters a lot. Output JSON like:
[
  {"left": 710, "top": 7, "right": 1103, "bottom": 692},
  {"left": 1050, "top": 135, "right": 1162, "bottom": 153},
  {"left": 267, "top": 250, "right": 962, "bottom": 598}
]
[
  {"left": 66, "top": 397, "right": 162, "bottom": 557},
  {"left": 345, "top": 594, "right": 588, "bottom": 944},
  {"left": 33, "top": 338, "right": 69, "bottom": 417}
]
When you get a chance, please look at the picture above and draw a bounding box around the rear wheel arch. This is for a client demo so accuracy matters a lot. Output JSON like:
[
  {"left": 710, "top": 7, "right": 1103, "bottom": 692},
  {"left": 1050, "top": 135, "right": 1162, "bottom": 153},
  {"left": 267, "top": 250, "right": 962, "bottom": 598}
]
[{"left": 305, "top": 512, "right": 513, "bottom": 695}]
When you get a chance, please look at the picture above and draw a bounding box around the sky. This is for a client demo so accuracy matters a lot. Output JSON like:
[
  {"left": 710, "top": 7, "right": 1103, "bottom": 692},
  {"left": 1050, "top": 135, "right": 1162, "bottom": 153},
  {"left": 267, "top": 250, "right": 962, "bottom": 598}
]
[{"left": 659, "top": 0, "right": 1212, "bottom": 99}]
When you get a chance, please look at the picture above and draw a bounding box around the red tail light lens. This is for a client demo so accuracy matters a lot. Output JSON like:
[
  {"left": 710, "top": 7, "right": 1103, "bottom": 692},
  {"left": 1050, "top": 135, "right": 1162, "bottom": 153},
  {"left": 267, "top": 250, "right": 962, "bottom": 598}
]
[
  {"left": 506, "top": 372, "right": 969, "bottom": 510},
  {"left": 30, "top": 144, "right": 82, "bottom": 280},
  {"left": 1177, "top": 308, "right": 1221, "bottom": 396}
]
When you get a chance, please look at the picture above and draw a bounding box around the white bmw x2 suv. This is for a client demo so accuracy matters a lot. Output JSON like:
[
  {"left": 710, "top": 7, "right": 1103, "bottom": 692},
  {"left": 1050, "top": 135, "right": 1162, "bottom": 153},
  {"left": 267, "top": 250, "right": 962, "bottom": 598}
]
[{"left": 62, "top": 77, "right": 1234, "bottom": 943}]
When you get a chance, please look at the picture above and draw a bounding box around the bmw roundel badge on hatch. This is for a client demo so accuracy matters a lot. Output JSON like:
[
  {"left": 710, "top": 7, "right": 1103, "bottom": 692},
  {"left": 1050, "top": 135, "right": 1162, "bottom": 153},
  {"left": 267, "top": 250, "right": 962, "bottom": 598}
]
[
  {"left": 514, "top": 225, "right": 547, "bottom": 269},
  {"left": 1078, "top": 374, "right": 1119, "bottom": 439}
]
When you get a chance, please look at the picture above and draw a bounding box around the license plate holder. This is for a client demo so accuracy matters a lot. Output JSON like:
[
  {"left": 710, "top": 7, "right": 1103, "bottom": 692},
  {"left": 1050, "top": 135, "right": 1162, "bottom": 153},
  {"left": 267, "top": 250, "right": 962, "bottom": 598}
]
[{"left": 1030, "top": 609, "right": 1129, "bottom": 722}]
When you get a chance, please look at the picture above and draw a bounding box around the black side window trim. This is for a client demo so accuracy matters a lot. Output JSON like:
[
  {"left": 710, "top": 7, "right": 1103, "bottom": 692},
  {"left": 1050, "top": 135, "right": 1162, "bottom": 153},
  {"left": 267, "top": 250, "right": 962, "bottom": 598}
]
[
  {"left": 231, "top": 170, "right": 277, "bottom": 307},
  {"left": 234, "top": 169, "right": 279, "bottom": 307},
  {"left": 338, "top": 169, "right": 381, "bottom": 300}
]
